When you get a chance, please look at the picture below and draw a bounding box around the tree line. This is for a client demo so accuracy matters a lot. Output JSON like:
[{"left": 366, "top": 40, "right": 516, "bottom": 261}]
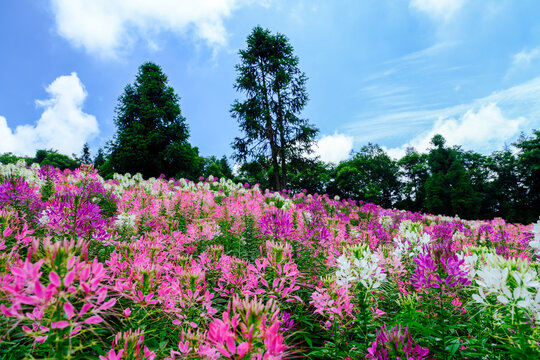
[{"left": 1, "top": 26, "right": 538, "bottom": 224}]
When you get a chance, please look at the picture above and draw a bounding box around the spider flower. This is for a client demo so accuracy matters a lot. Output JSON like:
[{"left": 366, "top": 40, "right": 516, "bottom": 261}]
[{"left": 366, "top": 324, "right": 429, "bottom": 360}]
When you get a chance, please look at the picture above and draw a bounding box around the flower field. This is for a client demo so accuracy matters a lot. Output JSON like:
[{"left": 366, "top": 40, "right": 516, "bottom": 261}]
[{"left": 1, "top": 161, "right": 539, "bottom": 359}]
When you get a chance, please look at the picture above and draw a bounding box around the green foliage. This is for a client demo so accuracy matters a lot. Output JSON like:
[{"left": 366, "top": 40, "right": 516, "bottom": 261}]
[
  {"left": 488, "top": 149, "right": 523, "bottom": 222},
  {"left": 425, "top": 135, "right": 479, "bottom": 219},
  {"left": 0, "top": 152, "right": 32, "bottom": 165},
  {"left": 92, "top": 148, "right": 115, "bottom": 179},
  {"left": 515, "top": 130, "right": 540, "bottom": 224},
  {"left": 330, "top": 143, "right": 400, "bottom": 208},
  {"left": 200, "top": 155, "right": 234, "bottom": 179},
  {"left": 94, "top": 148, "right": 105, "bottom": 168},
  {"left": 109, "top": 62, "right": 199, "bottom": 179},
  {"left": 35, "top": 149, "right": 80, "bottom": 170},
  {"left": 235, "top": 155, "right": 273, "bottom": 189},
  {"left": 80, "top": 142, "right": 92, "bottom": 165},
  {"left": 287, "top": 158, "right": 333, "bottom": 195},
  {"left": 458, "top": 150, "right": 494, "bottom": 218},
  {"left": 231, "top": 26, "right": 318, "bottom": 190},
  {"left": 397, "top": 148, "right": 428, "bottom": 212}
]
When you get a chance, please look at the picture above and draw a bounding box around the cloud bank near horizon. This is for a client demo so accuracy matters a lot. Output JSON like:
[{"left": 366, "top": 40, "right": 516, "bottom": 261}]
[
  {"left": 0, "top": 73, "right": 98, "bottom": 157},
  {"left": 384, "top": 103, "right": 524, "bottom": 159},
  {"left": 313, "top": 132, "right": 354, "bottom": 163}
]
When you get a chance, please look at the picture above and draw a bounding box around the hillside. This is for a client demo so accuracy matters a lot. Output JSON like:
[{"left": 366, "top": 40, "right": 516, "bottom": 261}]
[{"left": 0, "top": 161, "right": 539, "bottom": 359}]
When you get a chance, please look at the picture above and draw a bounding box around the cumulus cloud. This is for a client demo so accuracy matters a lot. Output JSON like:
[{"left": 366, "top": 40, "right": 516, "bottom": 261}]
[
  {"left": 0, "top": 73, "right": 98, "bottom": 156},
  {"left": 312, "top": 133, "right": 354, "bottom": 163},
  {"left": 50, "top": 0, "right": 249, "bottom": 58},
  {"left": 409, "top": 0, "right": 465, "bottom": 21},
  {"left": 386, "top": 103, "right": 524, "bottom": 159}
]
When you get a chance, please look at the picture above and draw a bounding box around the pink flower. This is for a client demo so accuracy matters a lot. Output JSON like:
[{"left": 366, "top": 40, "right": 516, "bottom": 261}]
[
  {"left": 71, "top": 326, "right": 82, "bottom": 336},
  {"left": 64, "top": 269, "right": 76, "bottom": 287},
  {"left": 178, "top": 339, "right": 190, "bottom": 354},
  {"left": 36, "top": 335, "right": 48, "bottom": 344},
  {"left": 99, "top": 298, "right": 117, "bottom": 311},
  {"left": 264, "top": 322, "right": 286, "bottom": 355},
  {"left": 79, "top": 303, "right": 93, "bottom": 316},
  {"left": 64, "top": 302, "right": 75, "bottom": 319},
  {"left": 49, "top": 271, "right": 61, "bottom": 287},
  {"left": 237, "top": 342, "right": 250, "bottom": 358},
  {"left": 371, "top": 306, "right": 386, "bottom": 317},
  {"left": 144, "top": 346, "right": 156, "bottom": 360},
  {"left": 51, "top": 321, "right": 69, "bottom": 329},
  {"left": 99, "top": 349, "right": 123, "bottom": 360},
  {"left": 84, "top": 315, "right": 103, "bottom": 325}
]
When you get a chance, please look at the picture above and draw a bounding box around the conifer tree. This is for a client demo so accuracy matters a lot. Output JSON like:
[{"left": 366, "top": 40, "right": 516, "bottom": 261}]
[
  {"left": 231, "top": 26, "right": 318, "bottom": 190},
  {"left": 110, "top": 62, "right": 198, "bottom": 179}
]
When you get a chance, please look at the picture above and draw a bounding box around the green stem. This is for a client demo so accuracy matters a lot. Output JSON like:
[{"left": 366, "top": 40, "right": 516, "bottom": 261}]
[{"left": 440, "top": 286, "right": 446, "bottom": 360}]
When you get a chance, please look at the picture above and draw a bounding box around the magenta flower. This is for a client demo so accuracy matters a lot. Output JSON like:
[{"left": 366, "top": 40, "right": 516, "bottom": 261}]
[
  {"left": 411, "top": 253, "right": 471, "bottom": 289},
  {"left": 205, "top": 295, "right": 286, "bottom": 359},
  {"left": 366, "top": 324, "right": 429, "bottom": 360},
  {"left": 99, "top": 349, "right": 124, "bottom": 360}
]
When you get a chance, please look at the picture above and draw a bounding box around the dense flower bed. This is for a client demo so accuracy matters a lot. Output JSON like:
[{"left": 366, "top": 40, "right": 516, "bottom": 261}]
[{"left": 0, "top": 160, "right": 539, "bottom": 359}]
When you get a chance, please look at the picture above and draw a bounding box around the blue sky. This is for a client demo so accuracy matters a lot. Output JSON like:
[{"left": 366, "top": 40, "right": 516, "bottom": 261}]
[{"left": 1, "top": 0, "right": 540, "bottom": 162}]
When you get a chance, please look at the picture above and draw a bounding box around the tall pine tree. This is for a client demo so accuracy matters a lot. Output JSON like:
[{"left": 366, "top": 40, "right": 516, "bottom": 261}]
[
  {"left": 231, "top": 26, "right": 318, "bottom": 190},
  {"left": 109, "top": 62, "right": 199, "bottom": 179}
]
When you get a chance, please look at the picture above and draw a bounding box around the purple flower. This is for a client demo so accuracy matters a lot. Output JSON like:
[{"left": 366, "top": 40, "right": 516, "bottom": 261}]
[
  {"left": 279, "top": 311, "right": 294, "bottom": 332},
  {"left": 410, "top": 253, "right": 438, "bottom": 289},
  {"left": 411, "top": 253, "right": 471, "bottom": 289},
  {"left": 0, "top": 177, "right": 43, "bottom": 214},
  {"left": 260, "top": 209, "right": 294, "bottom": 240},
  {"left": 366, "top": 324, "right": 429, "bottom": 360}
]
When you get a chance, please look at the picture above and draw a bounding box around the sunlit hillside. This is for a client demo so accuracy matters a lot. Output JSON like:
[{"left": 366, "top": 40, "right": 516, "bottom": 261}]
[{"left": 1, "top": 161, "right": 539, "bottom": 359}]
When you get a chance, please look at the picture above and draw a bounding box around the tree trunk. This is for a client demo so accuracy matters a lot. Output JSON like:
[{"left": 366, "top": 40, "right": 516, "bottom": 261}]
[
  {"left": 277, "top": 88, "right": 287, "bottom": 188},
  {"left": 260, "top": 60, "right": 280, "bottom": 190}
]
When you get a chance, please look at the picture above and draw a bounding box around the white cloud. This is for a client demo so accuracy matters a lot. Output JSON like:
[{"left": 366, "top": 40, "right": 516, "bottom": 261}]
[
  {"left": 0, "top": 73, "right": 98, "bottom": 157},
  {"left": 347, "top": 75, "right": 540, "bottom": 146},
  {"left": 312, "top": 133, "right": 354, "bottom": 163},
  {"left": 510, "top": 47, "right": 540, "bottom": 71},
  {"left": 385, "top": 103, "right": 524, "bottom": 159},
  {"left": 409, "top": 0, "right": 465, "bottom": 21},
  {"left": 50, "top": 0, "right": 251, "bottom": 58}
]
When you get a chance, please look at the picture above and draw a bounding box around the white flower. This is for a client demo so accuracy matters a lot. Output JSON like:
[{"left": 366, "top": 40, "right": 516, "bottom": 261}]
[
  {"left": 512, "top": 269, "right": 539, "bottom": 290},
  {"left": 335, "top": 255, "right": 357, "bottom": 286},
  {"left": 457, "top": 252, "right": 479, "bottom": 279},
  {"left": 378, "top": 215, "right": 392, "bottom": 230},
  {"left": 38, "top": 211, "right": 50, "bottom": 226},
  {"left": 115, "top": 212, "right": 137, "bottom": 229},
  {"left": 533, "top": 219, "right": 540, "bottom": 234},
  {"left": 473, "top": 257, "right": 540, "bottom": 319},
  {"left": 476, "top": 266, "right": 510, "bottom": 296},
  {"left": 530, "top": 219, "right": 540, "bottom": 258},
  {"left": 335, "top": 251, "right": 386, "bottom": 290},
  {"left": 393, "top": 237, "right": 409, "bottom": 257},
  {"left": 472, "top": 290, "right": 488, "bottom": 305}
]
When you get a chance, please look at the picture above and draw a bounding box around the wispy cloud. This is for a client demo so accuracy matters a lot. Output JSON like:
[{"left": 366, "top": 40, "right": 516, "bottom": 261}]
[
  {"left": 506, "top": 47, "right": 540, "bottom": 77},
  {"left": 353, "top": 42, "right": 466, "bottom": 142},
  {"left": 347, "top": 76, "right": 540, "bottom": 156},
  {"left": 409, "top": 0, "right": 466, "bottom": 21},
  {"left": 0, "top": 73, "right": 98, "bottom": 156},
  {"left": 384, "top": 42, "right": 457, "bottom": 65},
  {"left": 50, "top": 0, "right": 259, "bottom": 58},
  {"left": 365, "top": 42, "right": 459, "bottom": 83}
]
